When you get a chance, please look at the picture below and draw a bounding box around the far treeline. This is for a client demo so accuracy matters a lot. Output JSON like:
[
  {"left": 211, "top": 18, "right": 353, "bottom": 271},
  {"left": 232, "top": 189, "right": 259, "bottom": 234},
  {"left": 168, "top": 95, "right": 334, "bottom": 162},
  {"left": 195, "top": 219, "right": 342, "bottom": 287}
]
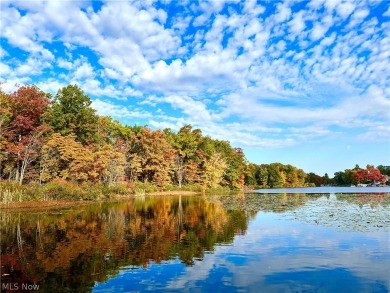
[{"left": 0, "top": 84, "right": 389, "bottom": 199}]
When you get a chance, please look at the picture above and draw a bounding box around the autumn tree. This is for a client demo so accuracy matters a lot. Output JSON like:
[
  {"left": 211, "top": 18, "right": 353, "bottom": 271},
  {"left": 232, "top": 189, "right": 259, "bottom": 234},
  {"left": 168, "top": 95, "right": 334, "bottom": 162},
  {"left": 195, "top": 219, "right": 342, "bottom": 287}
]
[
  {"left": 354, "top": 169, "right": 368, "bottom": 184},
  {"left": 1, "top": 85, "right": 51, "bottom": 183},
  {"left": 306, "top": 172, "right": 324, "bottom": 187},
  {"left": 244, "top": 163, "right": 257, "bottom": 186},
  {"left": 96, "top": 116, "right": 137, "bottom": 147},
  {"left": 45, "top": 85, "right": 98, "bottom": 144},
  {"left": 0, "top": 88, "right": 12, "bottom": 178},
  {"left": 256, "top": 164, "right": 269, "bottom": 187},
  {"left": 201, "top": 152, "right": 227, "bottom": 188},
  {"left": 377, "top": 165, "right": 390, "bottom": 176},
  {"left": 128, "top": 128, "right": 174, "bottom": 189},
  {"left": 184, "top": 151, "right": 203, "bottom": 184},
  {"left": 367, "top": 168, "right": 382, "bottom": 181},
  {"left": 41, "top": 133, "right": 99, "bottom": 182},
  {"left": 165, "top": 125, "right": 203, "bottom": 187},
  {"left": 222, "top": 148, "right": 246, "bottom": 189},
  {"left": 323, "top": 173, "right": 331, "bottom": 185},
  {"left": 244, "top": 163, "right": 308, "bottom": 188},
  {"left": 95, "top": 144, "right": 126, "bottom": 185}
]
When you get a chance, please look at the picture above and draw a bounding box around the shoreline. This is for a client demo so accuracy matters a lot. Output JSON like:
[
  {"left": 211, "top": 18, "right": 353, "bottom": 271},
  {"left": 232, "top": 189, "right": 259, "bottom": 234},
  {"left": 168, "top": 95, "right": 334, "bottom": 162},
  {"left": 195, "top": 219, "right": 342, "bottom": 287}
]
[
  {"left": 0, "top": 190, "right": 202, "bottom": 210},
  {"left": 0, "top": 200, "right": 92, "bottom": 210},
  {"left": 145, "top": 190, "right": 201, "bottom": 196}
]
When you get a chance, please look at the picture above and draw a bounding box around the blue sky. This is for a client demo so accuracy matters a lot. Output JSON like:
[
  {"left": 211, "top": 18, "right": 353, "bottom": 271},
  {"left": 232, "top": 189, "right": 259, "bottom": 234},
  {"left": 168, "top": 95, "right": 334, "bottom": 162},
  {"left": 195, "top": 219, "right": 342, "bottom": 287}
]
[{"left": 1, "top": 0, "right": 389, "bottom": 176}]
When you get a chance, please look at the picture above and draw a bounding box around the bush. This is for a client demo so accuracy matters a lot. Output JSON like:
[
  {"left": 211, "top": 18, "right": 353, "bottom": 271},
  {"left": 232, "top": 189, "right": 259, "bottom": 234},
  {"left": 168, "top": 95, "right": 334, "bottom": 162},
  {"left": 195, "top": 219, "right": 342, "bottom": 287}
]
[
  {"left": 0, "top": 180, "right": 132, "bottom": 203},
  {"left": 42, "top": 180, "right": 106, "bottom": 201},
  {"left": 106, "top": 183, "right": 130, "bottom": 196},
  {"left": 43, "top": 180, "right": 82, "bottom": 200},
  {"left": 133, "top": 181, "right": 158, "bottom": 194},
  {"left": 181, "top": 184, "right": 204, "bottom": 192},
  {"left": 205, "top": 185, "right": 232, "bottom": 194},
  {"left": 0, "top": 181, "right": 43, "bottom": 202}
]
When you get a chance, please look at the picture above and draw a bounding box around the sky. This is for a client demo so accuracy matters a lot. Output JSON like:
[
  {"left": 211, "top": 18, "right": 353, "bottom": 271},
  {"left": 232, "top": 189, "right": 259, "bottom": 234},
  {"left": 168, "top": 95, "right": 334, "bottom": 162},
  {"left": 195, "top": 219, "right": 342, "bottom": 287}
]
[{"left": 0, "top": 0, "right": 389, "bottom": 176}]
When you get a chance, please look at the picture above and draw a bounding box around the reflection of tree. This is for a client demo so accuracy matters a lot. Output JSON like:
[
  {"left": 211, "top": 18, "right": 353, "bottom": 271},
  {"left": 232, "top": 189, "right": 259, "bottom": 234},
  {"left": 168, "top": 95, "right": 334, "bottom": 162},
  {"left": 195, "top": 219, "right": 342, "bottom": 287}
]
[{"left": 0, "top": 196, "right": 247, "bottom": 292}]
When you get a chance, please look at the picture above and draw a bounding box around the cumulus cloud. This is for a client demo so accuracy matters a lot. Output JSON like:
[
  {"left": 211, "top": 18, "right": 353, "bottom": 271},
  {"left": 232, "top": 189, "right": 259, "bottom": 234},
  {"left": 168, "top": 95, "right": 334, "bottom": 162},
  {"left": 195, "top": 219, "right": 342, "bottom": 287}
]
[
  {"left": 383, "top": 6, "right": 390, "bottom": 17},
  {"left": 336, "top": 2, "right": 355, "bottom": 19},
  {"left": 0, "top": 0, "right": 388, "bottom": 151},
  {"left": 288, "top": 11, "right": 306, "bottom": 35},
  {"left": 310, "top": 23, "right": 328, "bottom": 41},
  {"left": 92, "top": 99, "right": 152, "bottom": 120}
]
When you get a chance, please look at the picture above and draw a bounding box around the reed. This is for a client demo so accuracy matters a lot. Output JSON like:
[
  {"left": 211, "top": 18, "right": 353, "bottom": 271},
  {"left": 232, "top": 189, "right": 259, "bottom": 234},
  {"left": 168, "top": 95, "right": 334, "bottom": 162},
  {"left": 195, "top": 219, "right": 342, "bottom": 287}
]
[
  {"left": 135, "top": 188, "right": 146, "bottom": 196},
  {"left": 0, "top": 180, "right": 135, "bottom": 204}
]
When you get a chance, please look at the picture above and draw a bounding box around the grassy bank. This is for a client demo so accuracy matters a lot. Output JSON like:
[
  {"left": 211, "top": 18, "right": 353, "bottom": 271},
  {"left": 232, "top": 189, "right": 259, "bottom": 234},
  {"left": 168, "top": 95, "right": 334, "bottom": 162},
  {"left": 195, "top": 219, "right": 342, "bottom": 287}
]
[
  {"left": 0, "top": 180, "right": 235, "bottom": 207},
  {"left": 0, "top": 180, "right": 129, "bottom": 205}
]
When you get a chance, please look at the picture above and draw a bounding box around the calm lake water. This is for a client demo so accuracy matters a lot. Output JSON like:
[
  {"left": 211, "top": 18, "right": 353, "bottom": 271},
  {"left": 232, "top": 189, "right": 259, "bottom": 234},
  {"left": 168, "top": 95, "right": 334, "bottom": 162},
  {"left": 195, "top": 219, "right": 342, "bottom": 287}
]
[{"left": 1, "top": 190, "right": 389, "bottom": 292}]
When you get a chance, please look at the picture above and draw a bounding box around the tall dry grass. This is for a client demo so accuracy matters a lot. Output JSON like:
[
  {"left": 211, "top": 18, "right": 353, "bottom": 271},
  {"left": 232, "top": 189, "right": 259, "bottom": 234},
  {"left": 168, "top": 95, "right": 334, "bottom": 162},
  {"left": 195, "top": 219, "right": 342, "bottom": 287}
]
[{"left": 0, "top": 180, "right": 133, "bottom": 204}]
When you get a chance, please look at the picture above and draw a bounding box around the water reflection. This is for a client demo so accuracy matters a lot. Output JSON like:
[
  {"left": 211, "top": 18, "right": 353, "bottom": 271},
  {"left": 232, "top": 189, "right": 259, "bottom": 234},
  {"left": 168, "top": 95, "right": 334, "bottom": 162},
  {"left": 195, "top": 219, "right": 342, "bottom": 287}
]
[
  {"left": 0, "top": 193, "right": 389, "bottom": 292},
  {"left": 0, "top": 196, "right": 247, "bottom": 292}
]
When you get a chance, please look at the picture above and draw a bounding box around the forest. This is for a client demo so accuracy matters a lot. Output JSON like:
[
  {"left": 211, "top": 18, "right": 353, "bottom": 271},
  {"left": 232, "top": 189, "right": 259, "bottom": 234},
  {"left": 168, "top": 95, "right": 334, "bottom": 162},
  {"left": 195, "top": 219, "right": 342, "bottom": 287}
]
[{"left": 0, "top": 84, "right": 388, "bottom": 202}]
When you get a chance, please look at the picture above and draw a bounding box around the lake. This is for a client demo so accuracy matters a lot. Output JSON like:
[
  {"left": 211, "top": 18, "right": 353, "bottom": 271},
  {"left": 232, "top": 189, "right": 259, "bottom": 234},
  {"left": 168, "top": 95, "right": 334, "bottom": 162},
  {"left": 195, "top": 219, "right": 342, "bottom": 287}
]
[{"left": 0, "top": 190, "right": 389, "bottom": 292}]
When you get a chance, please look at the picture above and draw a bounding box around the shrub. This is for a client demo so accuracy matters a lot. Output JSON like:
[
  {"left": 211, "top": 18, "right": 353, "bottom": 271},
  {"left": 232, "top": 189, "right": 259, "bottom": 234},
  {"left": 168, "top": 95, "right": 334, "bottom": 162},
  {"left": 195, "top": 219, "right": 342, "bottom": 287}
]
[
  {"left": 134, "top": 181, "right": 158, "bottom": 194},
  {"left": 107, "top": 183, "right": 130, "bottom": 196}
]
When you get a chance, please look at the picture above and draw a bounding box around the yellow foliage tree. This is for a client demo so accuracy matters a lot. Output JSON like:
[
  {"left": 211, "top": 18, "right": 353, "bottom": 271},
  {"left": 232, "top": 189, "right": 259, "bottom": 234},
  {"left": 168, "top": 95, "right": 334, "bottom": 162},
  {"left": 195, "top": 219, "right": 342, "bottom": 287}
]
[
  {"left": 201, "top": 153, "right": 227, "bottom": 188},
  {"left": 41, "top": 133, "right": 95, "bottom": 182},
  {"left": 95, "top": 144, "right": 126, "bottom": 185}
]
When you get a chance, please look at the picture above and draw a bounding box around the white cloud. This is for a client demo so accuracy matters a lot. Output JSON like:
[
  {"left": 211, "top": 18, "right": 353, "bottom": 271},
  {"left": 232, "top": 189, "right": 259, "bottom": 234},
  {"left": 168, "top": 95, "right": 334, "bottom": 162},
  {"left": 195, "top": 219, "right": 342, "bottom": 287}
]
[
  {"left": 0, "top": 0, "right": 388, "bottom": 152},
  {"left": 308, "top": 0, "right": 326, "bottom": 10},
  {"left": 0, "top": 62, "right": 11, "bottom": 76},
  {"left": 324, "top": 0, "right": 341, "bottom": 12},
  {"left": 274, "top": 3, "right": 292, "bottom": 23},
  {"left": 336, "top": 2, "right": 355, "bottom": 19},
  {"left": 73, "top": 61, "right": 95, "bottom": 80},
  {"left": 92, "top": 99, "right": 151, "bottom": 120},
  {"left": 383, "top": 6, "right": 390, "bottom": 17},
  {"left": 0, "top": 47, "right": 8, "bottom": 58},
  {"left": 347, "top": 8, "right": 370, "bottom": 28},
  {"left": 148, "top": 119, "right": 183, "bottom": 130},
  {"left": 57, "top": 58, "right": 73, "bottom": 70},
  {"left": 310, "top": 23, "right": 328, "bottom": 41},
  {"left": 289, "top": 11, "right": 306, "bottom": 35},
  {"left": 357, "top": 124, "right": 390, "bottom": 142},
  {"left": 243, "top": 0, "right": 265, "bottom": 16},
  {"left": 36, "top": 79, "right": 65, "bottom": 95},
  {"left": 151, "top": 94, "right": 214, "bottom": 122}
]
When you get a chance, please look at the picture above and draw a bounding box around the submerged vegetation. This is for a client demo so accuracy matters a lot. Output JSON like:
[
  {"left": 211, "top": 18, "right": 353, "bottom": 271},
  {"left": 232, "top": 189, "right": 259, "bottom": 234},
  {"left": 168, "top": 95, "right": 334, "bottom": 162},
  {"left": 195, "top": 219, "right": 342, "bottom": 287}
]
[{"left": 1, "top": 84, "right": 388, "bottom": 203}]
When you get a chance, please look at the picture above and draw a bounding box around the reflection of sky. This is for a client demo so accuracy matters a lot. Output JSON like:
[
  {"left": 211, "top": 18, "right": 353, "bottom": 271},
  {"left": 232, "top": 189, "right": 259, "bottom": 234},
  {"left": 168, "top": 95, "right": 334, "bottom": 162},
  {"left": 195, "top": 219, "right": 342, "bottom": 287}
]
[{"left": 94, "top": 209, "right": 390, "bottom": 292}]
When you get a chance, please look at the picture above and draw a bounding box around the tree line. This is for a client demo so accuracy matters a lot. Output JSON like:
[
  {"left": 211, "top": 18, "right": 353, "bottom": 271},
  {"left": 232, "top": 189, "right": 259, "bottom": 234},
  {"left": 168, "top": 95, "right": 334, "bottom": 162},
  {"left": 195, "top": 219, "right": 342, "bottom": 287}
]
[
  {"left": 305, "top": 164, "right": 389, "bottom": 187},
  {"left": 1, "top": 84, "right": 388, "bottom": 191},
  {"left": 332, "top": 164, "right": 389, "bottom": 186},
  {"left": 1, "top": 84, "right": 246, "bottom": 190}
]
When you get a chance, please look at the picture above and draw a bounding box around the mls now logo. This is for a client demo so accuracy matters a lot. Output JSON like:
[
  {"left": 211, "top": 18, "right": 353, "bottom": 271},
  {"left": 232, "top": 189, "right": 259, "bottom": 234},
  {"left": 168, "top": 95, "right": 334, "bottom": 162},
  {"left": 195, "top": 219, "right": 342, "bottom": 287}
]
[{"left": 1, "top": 283, "right": 40, "bottom": 291}]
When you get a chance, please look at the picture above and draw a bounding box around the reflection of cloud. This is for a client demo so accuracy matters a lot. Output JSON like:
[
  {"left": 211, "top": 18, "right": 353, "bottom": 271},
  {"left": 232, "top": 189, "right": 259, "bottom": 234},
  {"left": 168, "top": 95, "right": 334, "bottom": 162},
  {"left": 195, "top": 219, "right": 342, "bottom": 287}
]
[
  {"left": 163, "top": 209, "right": 390, "bottom": 292},
  {"left": 93, "top": 195, "right": 390, "bottom": 292}
]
